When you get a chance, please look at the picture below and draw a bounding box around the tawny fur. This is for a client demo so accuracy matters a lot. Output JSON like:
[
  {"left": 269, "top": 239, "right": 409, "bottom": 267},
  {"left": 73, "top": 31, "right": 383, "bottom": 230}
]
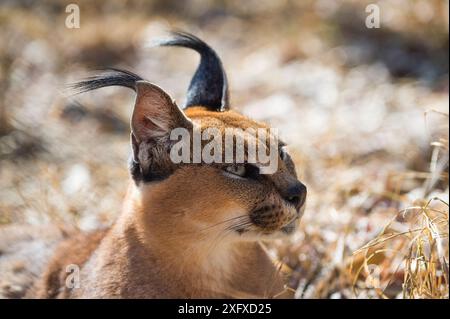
[{"left": 1, "top": 108, "right": 298, "bottom": 299}]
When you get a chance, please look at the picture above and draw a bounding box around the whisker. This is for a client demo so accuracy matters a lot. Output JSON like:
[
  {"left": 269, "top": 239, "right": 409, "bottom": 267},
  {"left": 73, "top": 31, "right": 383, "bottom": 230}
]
[
  {"left": 173, "top": 215, "right": 250, "bottom": 240},
  {"left": 196, "top": 215, "right": 249, "bottom": 233},
  {"left": 226, "top": 220, "right": 253, "bottom": 232}
]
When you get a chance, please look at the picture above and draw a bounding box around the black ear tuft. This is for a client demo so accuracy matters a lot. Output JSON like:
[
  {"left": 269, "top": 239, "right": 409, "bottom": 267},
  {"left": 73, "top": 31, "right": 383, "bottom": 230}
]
[
  {"left": 156, "top": 31, "right": 229, "bottom": 112},
  {"left": 67, "top": 68, "right": 143, "bottom": 94}
]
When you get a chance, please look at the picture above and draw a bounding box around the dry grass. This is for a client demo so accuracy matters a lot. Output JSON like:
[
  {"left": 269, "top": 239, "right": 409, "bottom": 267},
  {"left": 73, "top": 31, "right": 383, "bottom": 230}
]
[
  {"left": 349, "top": 118, "right": 449, "bottom": 299},
  {"left": 351, "top": 197, "right": 449, "bottom": 299},
  {"left": 272, "top": 110, "right": 449, "bottom": 299}
]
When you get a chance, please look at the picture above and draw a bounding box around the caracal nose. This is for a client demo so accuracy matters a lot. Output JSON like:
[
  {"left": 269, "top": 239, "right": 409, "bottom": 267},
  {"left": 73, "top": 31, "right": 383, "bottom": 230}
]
[{"left": 282, "top": 181, "right": 307, "bottom": 208}]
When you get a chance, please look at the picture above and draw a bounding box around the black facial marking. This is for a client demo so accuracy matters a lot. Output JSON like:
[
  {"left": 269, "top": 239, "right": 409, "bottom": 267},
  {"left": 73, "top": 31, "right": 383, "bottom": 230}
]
[{"left": 129, "top": 157, "right": 172, "bottom": 184}]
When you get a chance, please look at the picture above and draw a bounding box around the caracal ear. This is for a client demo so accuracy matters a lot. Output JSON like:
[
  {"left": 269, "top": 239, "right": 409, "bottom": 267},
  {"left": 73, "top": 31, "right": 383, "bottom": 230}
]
[{"left": 131, "top": 81, "right": 192, "bottom": 144}]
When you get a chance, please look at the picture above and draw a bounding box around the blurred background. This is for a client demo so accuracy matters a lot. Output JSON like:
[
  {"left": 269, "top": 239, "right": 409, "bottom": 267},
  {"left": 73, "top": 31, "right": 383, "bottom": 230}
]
[{"left": 0, "top": 0, "right": 448, "bottom": 298}]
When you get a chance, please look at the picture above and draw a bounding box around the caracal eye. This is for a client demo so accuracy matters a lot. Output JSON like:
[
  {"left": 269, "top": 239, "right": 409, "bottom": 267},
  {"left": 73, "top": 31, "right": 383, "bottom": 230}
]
[{"left": 224, "top": 165, "right": 246, "bottom": 177}]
